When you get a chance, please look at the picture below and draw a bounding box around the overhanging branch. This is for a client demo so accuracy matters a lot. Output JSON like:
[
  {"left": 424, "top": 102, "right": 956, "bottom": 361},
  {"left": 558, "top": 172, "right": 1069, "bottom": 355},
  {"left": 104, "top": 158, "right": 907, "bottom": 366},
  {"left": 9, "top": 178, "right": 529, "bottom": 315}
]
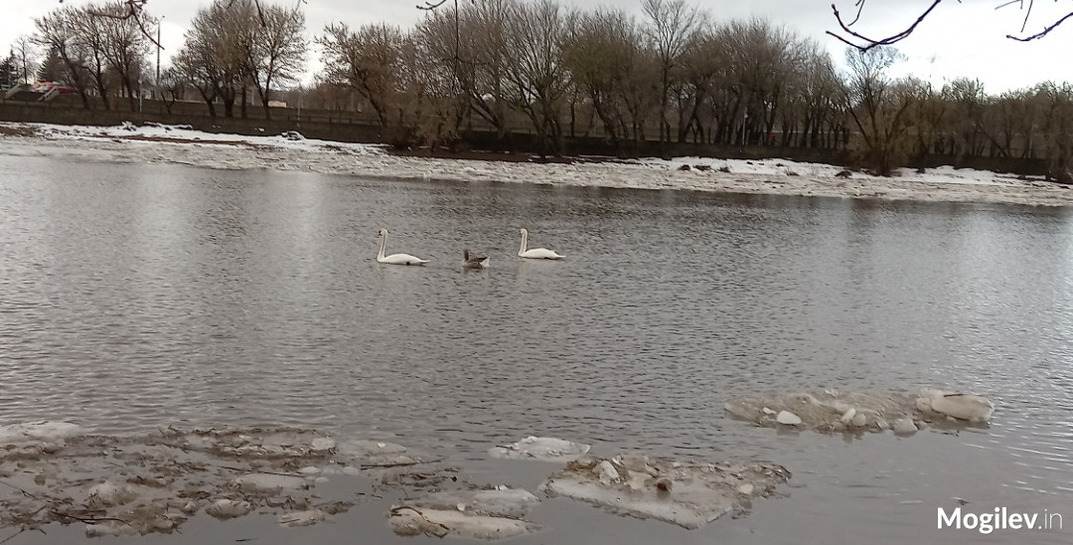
[
  {"left": 828, "top": 0, "right": 1073, "bottom": 49},
  {"left": 825, "top": 0, "right": 946, "bottom": 52}
]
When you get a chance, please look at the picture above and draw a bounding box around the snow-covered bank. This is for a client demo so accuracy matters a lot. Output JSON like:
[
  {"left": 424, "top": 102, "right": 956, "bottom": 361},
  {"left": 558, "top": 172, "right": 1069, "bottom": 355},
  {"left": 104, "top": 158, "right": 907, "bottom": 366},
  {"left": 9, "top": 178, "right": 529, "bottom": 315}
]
[{"left": 2, "top": 121, "right": 1071, "bottom": 207}]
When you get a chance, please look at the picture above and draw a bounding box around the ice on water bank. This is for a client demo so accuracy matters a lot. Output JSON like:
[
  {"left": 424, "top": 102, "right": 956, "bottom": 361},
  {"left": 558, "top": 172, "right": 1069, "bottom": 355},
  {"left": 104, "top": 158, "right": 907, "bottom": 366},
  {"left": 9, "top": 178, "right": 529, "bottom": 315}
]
[
  {"left": 724, "top": 389, "right": 994, "bottom": 435},
  {"left": 4, "top": 120, "right": 1072, "bottom": 208},
  {"left": 541, "top": 454, "right": 790, "bottom": 530},
  {"left": 389, "top": 488, "right": 541, "bottom": 539},
  {"left": 488, "top": 436, "right": 591, "bottom": 463}
]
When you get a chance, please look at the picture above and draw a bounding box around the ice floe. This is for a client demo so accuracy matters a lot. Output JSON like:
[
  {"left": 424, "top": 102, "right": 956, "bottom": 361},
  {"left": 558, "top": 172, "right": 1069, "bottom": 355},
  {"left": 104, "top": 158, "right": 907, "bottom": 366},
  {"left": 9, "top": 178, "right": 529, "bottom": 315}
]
[
  {"left": 488, "top": 436, "right": 591, "bottom": 463},
  {"left": 0, "top": 426, "right": 379, "bottom": 536},
  {"left": 725, "top": 389, "right": 994, "bottom": 435},
  {"left": 389, "top": 488, "right": 541, "bottom": 539},
  {"left": 541, "top": 454, "right": 790, "bottom": 529}
]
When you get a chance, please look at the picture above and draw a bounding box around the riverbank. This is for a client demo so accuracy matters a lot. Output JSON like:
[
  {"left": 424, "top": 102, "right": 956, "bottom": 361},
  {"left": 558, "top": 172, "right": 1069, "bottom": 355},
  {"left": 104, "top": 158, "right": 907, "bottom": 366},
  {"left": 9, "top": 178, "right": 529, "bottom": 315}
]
[{"left": 2, "top": 121, "right": 1071, "bottom": 207}]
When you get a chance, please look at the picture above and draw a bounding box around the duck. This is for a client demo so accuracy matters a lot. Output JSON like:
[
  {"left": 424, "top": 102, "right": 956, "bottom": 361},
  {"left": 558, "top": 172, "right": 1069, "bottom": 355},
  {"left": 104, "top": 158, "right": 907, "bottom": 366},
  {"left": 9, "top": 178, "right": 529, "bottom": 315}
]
[
  {"left": 463, "top": 249, "right": 490, "bottom": 269},
  {"left": 375, "top": 228, "right": 429, "bottom": 266},
  {"left": 517, "top": 228, "right": 563, "bottom": 260}
]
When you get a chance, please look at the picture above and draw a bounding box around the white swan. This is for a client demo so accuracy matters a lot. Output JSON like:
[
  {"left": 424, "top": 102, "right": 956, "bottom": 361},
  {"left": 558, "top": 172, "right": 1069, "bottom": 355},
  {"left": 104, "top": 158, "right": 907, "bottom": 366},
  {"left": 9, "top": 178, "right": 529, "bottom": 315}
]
[
  {"left": 376, "top": 228, "right": 429, "bottom": 266},
  {"left": 518, "top": 228, "right": 563, "bottom": 260}
]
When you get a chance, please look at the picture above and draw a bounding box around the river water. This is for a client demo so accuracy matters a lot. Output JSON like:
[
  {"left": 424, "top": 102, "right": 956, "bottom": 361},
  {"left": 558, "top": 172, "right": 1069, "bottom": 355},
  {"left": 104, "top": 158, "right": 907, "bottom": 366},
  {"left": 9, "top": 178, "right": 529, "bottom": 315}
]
[{"left": 1, "top": 153, "right": 1071, "bottom": 544}]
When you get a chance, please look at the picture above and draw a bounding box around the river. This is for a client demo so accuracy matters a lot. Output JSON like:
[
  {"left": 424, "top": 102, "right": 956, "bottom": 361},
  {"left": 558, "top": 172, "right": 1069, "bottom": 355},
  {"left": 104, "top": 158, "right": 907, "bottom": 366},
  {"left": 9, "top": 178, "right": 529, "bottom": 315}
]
[{"left": 1, "top": 153, "right": 1070, "bottom": 544}]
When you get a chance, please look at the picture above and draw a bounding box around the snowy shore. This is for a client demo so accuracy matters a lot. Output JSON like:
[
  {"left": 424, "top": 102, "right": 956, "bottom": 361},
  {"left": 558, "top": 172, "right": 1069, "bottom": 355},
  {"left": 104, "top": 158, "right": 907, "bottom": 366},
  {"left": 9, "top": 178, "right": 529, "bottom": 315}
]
[{"left": 2, "top": 121, "right": 1071, "bottom": 207}]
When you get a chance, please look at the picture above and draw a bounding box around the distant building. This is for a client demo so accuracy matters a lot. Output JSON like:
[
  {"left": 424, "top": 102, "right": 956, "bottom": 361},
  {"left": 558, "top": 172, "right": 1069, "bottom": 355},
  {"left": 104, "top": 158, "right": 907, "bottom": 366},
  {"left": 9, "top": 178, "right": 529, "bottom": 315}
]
[
  {"left": 268, "top": 100, "right": 287, "bottom": 108},
  {"left": 3, "top": 81, "right": 78, "bottom": 102}
]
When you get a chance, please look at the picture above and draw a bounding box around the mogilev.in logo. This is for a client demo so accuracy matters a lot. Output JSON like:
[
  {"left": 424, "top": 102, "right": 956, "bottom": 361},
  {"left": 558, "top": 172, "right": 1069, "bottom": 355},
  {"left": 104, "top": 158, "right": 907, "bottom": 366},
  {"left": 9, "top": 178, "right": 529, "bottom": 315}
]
[{"left": 938, "top": 507, "right": 1063, "bottom": 535}]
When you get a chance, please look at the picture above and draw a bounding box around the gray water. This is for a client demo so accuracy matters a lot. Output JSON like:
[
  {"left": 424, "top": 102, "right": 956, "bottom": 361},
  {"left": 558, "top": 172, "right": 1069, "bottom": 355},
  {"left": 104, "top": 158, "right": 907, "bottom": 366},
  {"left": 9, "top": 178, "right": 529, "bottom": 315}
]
[{"left": 1, "top": 153, "right": 1071, "bottom": 544}]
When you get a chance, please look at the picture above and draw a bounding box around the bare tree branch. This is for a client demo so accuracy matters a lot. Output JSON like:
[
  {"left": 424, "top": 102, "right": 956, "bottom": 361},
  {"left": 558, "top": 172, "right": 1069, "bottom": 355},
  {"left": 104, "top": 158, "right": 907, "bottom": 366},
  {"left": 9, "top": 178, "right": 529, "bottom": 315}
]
[
  {"left": 829, "top": 0, "right": 1073, "bottom": 48},
  {"left": 826, "top": 0, "right": 946, "bottom": 52},
  {"left": 416, "top": 0, "right": 450, "bottom": 10},
  {"left": 1009, "top": 10, "right": 1073, "bottom": 40}
]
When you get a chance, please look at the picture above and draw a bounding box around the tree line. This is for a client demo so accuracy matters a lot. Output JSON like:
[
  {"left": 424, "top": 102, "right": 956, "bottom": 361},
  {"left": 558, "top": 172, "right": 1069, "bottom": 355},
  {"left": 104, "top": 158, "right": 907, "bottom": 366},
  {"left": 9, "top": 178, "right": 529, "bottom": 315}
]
[{"left": 13, "top": 0, "right": 1073, "bottom": 180}]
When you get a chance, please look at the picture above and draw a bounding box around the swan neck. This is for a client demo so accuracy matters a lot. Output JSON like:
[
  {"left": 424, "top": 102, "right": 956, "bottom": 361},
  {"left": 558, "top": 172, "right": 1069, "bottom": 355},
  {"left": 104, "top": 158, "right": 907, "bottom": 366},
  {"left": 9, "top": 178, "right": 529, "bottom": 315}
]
[
  {"left": 519, "top": 231, "right": 528, "bottom": 255},
  {"left": 377, "top": 233, "right": 386, "bottom": 259}
]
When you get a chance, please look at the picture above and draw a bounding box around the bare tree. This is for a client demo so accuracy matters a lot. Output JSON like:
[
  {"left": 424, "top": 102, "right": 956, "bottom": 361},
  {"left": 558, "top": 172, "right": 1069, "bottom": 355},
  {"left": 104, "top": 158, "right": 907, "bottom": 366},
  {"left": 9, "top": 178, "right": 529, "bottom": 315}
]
[
  {"left": 419, "top": 0, "right": 512, "bottom": 138},
  {"left": 1034, "top": 82, "right": 1073, "bottom": 181},
  {"left": 842, "top": 47, "right": 914, "bottom": 175},
  {"left": 244, "top": 3, "right": 307, "bottom": 117},
  {"left": 68, "top": 7, "right": 115, "bottom": 109},
  {"left": 13, "top": 35, "right": 39, "bottom": 85},
  {"left": 34, "top": 7, "right": 94, "bottom": 108},
  {"left": 318, "top": 23, "right": 404, "bottom": 129},
  {"left": 642, "top": 0, "right": 703, "bottom": 146},
  {"left": 175, "top": 0, "right": 249, "bottom": 117},
  {"left": 157, "top": 66, "right": 184, "bottom": 113},
  {"left": 502, "top": 0, "right": 572, "bottom": 155},
  {"left": 89, "top": 1, "right": 155, "bottom": 110}
]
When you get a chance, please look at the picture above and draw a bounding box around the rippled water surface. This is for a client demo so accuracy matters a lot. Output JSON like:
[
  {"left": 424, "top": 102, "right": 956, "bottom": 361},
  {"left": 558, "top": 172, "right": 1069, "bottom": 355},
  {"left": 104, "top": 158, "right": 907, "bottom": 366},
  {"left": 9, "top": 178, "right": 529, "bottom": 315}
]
[{"left": 2, "top": 153, "right": 1072, "bottom": 544}]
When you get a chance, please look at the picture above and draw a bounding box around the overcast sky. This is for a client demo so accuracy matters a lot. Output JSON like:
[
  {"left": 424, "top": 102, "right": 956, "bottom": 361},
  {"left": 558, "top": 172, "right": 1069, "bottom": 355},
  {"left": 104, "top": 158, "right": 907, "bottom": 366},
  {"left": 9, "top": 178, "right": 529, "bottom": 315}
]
[{"left": 2, "top": 0, "right": 1072, "bottom": 92}]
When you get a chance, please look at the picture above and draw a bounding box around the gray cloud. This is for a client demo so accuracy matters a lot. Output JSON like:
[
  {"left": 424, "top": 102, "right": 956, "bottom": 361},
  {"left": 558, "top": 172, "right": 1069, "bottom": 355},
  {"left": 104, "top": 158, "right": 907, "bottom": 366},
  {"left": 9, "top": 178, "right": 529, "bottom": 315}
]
[{"left": 3, "top": 0, "right": 1072, "bottom": 91}]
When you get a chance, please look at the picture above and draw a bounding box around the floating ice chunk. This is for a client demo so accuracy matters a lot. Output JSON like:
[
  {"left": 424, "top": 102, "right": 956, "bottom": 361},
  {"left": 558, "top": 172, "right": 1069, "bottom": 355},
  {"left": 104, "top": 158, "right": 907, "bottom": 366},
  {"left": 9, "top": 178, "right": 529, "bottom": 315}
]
[
  {"left": 488, "top": 436, "right": 591, "bottom": 463},
  {"left": 776, "top": 411, "right": 802, "bottom": 426},
  {"left": 311, "top": 437, "right": 336, "bottom": 452},
  {"left": 850, "top": 412, "right": 868, "bottom": 428},
  {"left": 726, "top": 388, "right": 994, "bottom": 436},
  {"left": 389, "top": 507, "right": 539, "bottom": 540},
  {"left": 542, "top": 456, "right": 790, "bottom": 530},
  {"left": 893, "top": 418, "right": 918, "bottom": 435},
  {"left": 0, "top": 421, "right": 83, "bottom": 445},
  {"left": 206, "top": 499, "right": 252, "bottom": 519},
  {"left": 922, "top": 391, "right": 994, "bottom": 423},
  {"left": 278, "top": 510, "right": 327, "bottom": 527},
  {"left": 337, "top": 439, "right": 429, "bottom": 467},
  {"left": 84, "top": 521, "right": 138, "bottom": 538},
  {"left": 339, "top": 439, "right": 407, "bottom": 455},
  {"left": 232, "top": 473, "right": 308, "bottom": 493},
  {"left": 625, "top": 470, "right": 649, "bottom": 491},
  {"left": 203, "top": 429, "right": 338, "bottom": 457},
  {"left": 1, "top": 425, "right": 349, "bottom": 536},
  {"left": 596, "top": 460, "right": 620, "bottom": 485},
  {"left": 396, "top": 488, "right": 540, "bottom": 519},
  {"left": 86, "top": 482, "right": 135, "bottom": 507}
]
